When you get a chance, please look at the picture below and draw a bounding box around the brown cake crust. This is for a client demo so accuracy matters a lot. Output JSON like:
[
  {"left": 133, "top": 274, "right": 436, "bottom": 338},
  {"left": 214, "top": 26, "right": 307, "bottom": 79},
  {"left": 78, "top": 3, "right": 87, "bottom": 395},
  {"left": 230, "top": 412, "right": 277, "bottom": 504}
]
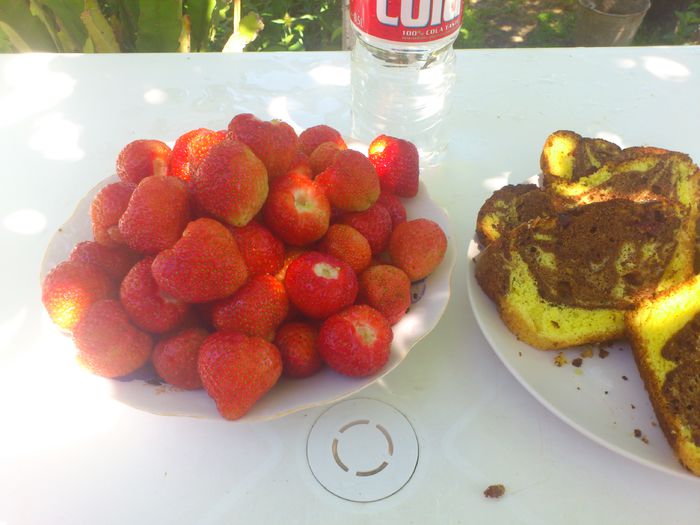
[
  {"left": 660, "top": 315, "right": 700, "bottom": 447},
  {"left": 475, "top": 184, "right": 555, "bottom": 246},
  {"left": 626, "top": 279, "right": 700, "bottom": 476},
  {"left": 540, "top": 130, "right": 622, "bottom": 185},
  {"left": 513, "top": 199, "right": 681, "bottom": 309},
  {"left": 563, "top": 152, "right": 696, "bottom": 207},
  {"left": 474, "top": 237, "right": 510, "bottom": 304}
]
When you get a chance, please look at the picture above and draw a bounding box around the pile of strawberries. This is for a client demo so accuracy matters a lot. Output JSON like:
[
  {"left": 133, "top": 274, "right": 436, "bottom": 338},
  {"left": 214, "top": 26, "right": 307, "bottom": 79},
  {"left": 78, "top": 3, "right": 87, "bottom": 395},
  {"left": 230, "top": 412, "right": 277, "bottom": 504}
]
[{"left": 41, "top": 114, "right": 448, "bottom": 420}]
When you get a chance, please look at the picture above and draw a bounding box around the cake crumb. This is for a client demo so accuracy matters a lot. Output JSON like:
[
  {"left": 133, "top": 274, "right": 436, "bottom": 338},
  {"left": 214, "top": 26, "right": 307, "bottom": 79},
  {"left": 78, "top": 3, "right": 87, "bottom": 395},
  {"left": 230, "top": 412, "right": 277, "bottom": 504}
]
[
  {"left": 634, "top": 429, "right": 650, "bottom": 444},
  {"left": 622, "top": 375, "right": 628, "bottom": 381},
  {"left": 484, "top": 484, "right": 506, "bottom": 499},
  {"left": 599, "top": 348, "right": 610, "bottom": 359},
  {"left": 554, "top": 353, "right": 568, "bottom": 367},
  {"left": 581, "top": 348, "right": 593, "bottom": 359},
  {"left": 518, "top": 351, "right": 522, "bottom": 357},
  {"left": 631, "top": 404, "right": 636, "bottom": 409},
  {"left": 604, "top": 390, "right": 609, "bottom": 395},
  {"left": 572, "top": 358, "right": 583, "bottom": 368}
]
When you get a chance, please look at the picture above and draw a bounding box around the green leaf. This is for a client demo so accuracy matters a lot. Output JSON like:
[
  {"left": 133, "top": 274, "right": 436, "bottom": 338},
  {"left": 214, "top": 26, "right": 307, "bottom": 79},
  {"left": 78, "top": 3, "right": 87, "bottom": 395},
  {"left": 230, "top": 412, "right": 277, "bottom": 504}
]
[
  {"left": 179, "top": 12, "right": 190, "bottom": 51},
  {"left": 187, "top": 0, "right": 215, "bottom": 51},
  {"left": 135, "top": 0, "right": 182, "bottom": 52},
  {"left": 33, "top": 0, "right": 88, "bottom": 52},
  {"left": 82, "top": 32, "right": 93, "bottom": 51},
  {"left": 0, "top": 26, "right": 13, "bottom": 52},
  {"left": 103, "top": 0, "right": 138, "bottom": 50},
  {"left": 80, "top": 0, "right": 119, "bottom": 52},
  {"left": 0, "top": 0, "right": 57, "bottom": 51},
  {"left": 239, "top": 11, "right": 263, "bottom": 41},
  {"left": 222, "top": 10, "right": 262, "bottom": 52}
]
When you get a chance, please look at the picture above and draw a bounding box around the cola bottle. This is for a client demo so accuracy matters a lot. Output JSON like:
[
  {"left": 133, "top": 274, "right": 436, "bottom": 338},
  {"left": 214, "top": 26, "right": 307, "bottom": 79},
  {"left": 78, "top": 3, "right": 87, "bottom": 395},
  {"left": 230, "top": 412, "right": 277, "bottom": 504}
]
[{"left": 349, "top": 0, "right": 464, "bottom": 165}]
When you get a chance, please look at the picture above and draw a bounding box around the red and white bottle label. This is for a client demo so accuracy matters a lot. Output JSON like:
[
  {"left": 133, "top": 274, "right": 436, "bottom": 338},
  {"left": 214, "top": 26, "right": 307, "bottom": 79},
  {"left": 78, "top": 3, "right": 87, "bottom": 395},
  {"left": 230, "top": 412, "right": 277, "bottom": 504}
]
[{"left": 350, "top": 0, "right": 463, "bottom": 43}]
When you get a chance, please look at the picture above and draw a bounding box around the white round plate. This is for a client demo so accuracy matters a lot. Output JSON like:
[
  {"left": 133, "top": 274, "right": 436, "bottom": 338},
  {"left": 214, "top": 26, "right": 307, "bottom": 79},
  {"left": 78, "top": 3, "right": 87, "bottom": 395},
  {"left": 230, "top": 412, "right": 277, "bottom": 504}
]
[
  {"left": 467, "top": 239, "right": 699, "bottom": 481},
  {"left": 40, "top": 174, "right": 455, "bottom": 422}
]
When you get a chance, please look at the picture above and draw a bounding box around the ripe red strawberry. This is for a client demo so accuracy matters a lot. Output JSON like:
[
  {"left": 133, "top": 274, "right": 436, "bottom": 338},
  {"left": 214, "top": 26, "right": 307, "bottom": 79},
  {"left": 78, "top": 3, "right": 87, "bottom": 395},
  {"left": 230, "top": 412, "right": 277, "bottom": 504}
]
[
  {"left": 275, "top": 248, "right": 307, "bottom": 282},
  {"left": 389, "top": 218, "right": 447, "bottom": 281},
  {"left": 69, "top": 241, "right": 138, "bottom": 281},
  {"left": 318, "top": 305, "right": 392, "bottom": 377},
  {"left": 286, "top": 150, "right": 313, "bottom": 179},
  {"left": 90, "top": 181, "right": 135, "bottom": 246},
  {"left": 161, "top": 308, "right": 204, "bottom": 335},
  {"left": 315, "top": 149, "right": 380, "bottom": 212},
  {"left": 120, "top": 257, "right": 190, "bottom": 334},
  {"left": 152, "top": 327, "right": 208, "bottom": 389},
  {"left": 211, "top": 275, "right": 289, "bottom": 341},
  {"left": 116, "top": 139, "right": 170, "bottom": 184},
  {"left": 284, "top": 252, "right": 358, "bottom": 319},
  {"left": 190, "top": 138, "right": 268, "bottom": 227},
  {"left": 169, "top": 128, "right": 228, "bottom": 182},
  {"left": 228, "top": 221, "right": 285, "bottom": 277},
  {"left": 118, "top": 175, "right": 191, "bottom": 254},
  {"left": 274, "top": 322, "right": 322, "bottom": 378},
  {"left": 198, "top": 331, "right": 282, "bottom": 420},
  {"left": 73, "top": 299, "right": 152, "bottom": 378},
  {"left": 193, "top": 301, "right": 216, "bottom": 330},
  {"left": 228, "top": 113, "right": 299, "bottom": 180},
  {"left": 263, "top": 172, "right": 330, "bottom": 246},
  {"left": 42, "top": 260, "right": 115, "bottom": 332},
  {"left": 298, "top": 124, "right": 347, "bottom": 156},
  {"left": 338, "top": 203, "right": 393, "bottom": 255},
  {"left": 368, "top": 135, "right": 419, "bottom": 198},
  {"left": 152, "top": 218, "right": 249, "bottom": 303},
  {"left": 318, "top": 224, "right": 372, "bottom": 274},
  {"left": 309, "top": 142, "right": 343, "bottom": 176},
  {"left": 371, "top": 251, "right": 394, "bottom": 267},
  {"left": 376, "top": 192, "right": 407, "bottom": 228},
  {"left": 358, "top": 265, "right": 411, "bottom": 325}
]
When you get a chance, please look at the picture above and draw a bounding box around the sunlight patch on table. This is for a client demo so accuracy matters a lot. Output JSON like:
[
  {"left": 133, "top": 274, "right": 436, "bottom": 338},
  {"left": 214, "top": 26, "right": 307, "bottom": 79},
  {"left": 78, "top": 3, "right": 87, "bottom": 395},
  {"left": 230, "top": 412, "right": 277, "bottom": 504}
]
[
  {"left": 483, "top": 172, "right": 512, "bottom": 191},
  {"left": 2, "top": 209, "right": 47, "bottom": 235},
  {"left": 0, "top": 308, "right": 27, "bottom": 351},
  {"left": 595, "top": 131, "right": 623, "bottom": 147},
  {"left": 266, "top": 96, "right": 306, "bottom": 133},
  {"left": 0, "top": 55, "right": 75, "bottom": 128},
  {"left": 309, "top": 65, "right": 351, "bottom": 87},
  {"left": 28, "top": 113, "right": 84, "bottom": 161},
  {"left": 143, "top": 88, "right": 169, "bottom": 104},
  {"left": 0, "top": 331, "right": 119, "bottom": 458},
  {"left": 642, "top": 56, "right": 690, "bottom": 81},
  {"left": 616, "top": 58, "right": 637, "bottom": 69}
]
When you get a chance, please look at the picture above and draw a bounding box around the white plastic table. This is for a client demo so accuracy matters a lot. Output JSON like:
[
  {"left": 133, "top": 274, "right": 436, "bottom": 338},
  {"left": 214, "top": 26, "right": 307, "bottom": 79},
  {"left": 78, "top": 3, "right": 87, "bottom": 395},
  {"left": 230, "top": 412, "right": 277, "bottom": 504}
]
[{"left": 1, "top": 47, "right": 699, "bottom": 524}]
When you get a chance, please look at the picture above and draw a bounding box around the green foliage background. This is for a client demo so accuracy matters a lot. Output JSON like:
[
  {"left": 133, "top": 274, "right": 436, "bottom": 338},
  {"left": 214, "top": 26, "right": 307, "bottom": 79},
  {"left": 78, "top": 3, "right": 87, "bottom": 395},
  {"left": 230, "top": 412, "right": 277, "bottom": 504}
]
[
  {"left": 0, "top": 0, "right": 698, "bottom": 53},
  {"left": 0, "top": 0, "right": 345, "bottom": 52}
]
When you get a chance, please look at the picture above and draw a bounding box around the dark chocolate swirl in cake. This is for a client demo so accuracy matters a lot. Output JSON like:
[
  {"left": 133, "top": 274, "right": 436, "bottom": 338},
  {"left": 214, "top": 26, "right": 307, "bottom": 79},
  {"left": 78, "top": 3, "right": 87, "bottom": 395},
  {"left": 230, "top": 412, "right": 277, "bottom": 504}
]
[{"left": 661, "top": 315, "right": 700, "bottom": 447}]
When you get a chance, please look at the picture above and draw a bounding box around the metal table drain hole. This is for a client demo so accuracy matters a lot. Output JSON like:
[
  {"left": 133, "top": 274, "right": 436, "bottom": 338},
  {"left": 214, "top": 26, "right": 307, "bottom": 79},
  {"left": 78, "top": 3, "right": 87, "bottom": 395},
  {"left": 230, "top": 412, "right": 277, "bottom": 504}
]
[{"left": 306, "top": 398, "right": 419, "bottom": 503}]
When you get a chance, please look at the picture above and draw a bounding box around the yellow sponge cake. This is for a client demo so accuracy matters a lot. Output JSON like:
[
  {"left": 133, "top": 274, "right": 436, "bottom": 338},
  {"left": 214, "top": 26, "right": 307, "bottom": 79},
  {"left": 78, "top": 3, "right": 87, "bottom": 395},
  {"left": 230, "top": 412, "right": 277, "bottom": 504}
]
[
  {"left": 626, "top": 274, "right": 700, "bottom": 475},
  {"left": 475, "top": 199, "right": 684, "bottom": 350}
]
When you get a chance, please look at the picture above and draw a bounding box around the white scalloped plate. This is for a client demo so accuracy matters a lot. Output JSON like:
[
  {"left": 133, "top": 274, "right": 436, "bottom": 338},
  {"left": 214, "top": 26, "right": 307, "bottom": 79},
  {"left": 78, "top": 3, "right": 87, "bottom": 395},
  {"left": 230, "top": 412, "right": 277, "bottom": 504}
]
[
  {"left": 467, "top": 238, "right": 699, "bottom": 481},
  {"left": 40, "top": 165, "right": 455, "bottom": 422}
]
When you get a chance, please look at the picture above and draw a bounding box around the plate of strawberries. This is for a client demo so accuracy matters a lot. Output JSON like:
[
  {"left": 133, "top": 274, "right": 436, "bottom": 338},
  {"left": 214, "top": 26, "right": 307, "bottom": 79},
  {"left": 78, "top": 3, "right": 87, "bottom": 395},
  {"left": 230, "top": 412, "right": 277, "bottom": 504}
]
[{"left": 40, "top": 114, "right": 454, "bottom": 421}]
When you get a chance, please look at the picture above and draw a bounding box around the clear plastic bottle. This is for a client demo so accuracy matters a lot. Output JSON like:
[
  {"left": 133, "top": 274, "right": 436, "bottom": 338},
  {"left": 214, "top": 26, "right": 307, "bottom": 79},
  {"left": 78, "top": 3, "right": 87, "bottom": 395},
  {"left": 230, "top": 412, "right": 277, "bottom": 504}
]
[{"left": 349, "top": 0, "right": 463, "bottom": 165}]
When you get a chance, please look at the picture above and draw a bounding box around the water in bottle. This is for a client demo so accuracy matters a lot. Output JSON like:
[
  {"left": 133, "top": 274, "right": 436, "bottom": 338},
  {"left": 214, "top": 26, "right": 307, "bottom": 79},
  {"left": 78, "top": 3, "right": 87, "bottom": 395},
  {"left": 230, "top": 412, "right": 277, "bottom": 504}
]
[{"left": 349, "top": 0, "right": 464, "bottom": 166}]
